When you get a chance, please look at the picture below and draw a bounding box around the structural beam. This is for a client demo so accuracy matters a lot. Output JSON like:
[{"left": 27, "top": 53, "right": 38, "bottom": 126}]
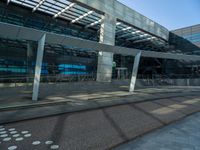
[
  {"left": 85, "top": 19, "right": 102, "bottom": 28},
  {"left": 1, "top": 22, "right": 200, "bottom": 61},
  {"left": 53, "top": 3, "right": 76, "bottom": 19},
  {"left": 7, "top": 0, "right": 10, "bottom": 5},
  {"left": 32, "top": 34, "right": 46, "bottom": 101},
  {"left": 129, "top": 51, "right": 141, "bottom": 92},
  {"left": 116, "top": 26, "right": 132, "bottom": 34},
  {"left": 133, "top": 37, "right": 156, "bottom": 43},
  {"left": 71, "top": 10, "right": 93, "bottom": 24},
  {"left": 127, "top": 34, "right": 149, "bottom": 41},
  {"left": 117, "top": 30, "right": 138, "bottom": 38},
  {"left": 32, "top": 0, "right": 45, "bottom": 12},
  {"left": 116, "top": 22, "right": 121, "bottom": 26}
]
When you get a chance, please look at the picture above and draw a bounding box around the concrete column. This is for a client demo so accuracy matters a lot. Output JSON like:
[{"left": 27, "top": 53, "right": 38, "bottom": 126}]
[
  {"left": 129, "top": 51, "right": 141, "bottom": 92},
  {"left": 27, "top": 42, "right": 34, "bottom": 81},
  {"left": 32, "top": 34, "right": 46, "bottom": 101},
  {"left": 96, "top": 14, "right": 116, "bottom": 82},
  {"left": 187, "top": 78, "right": 190, "bottom": 86},
  {"left": 27, "top": 42, "right": 34, "bottom": 58}
]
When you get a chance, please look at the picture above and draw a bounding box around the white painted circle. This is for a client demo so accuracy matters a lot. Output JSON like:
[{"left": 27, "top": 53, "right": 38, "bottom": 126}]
[
  {"left": 50, "top": 145, "right": 59, "bottom": 149},
  {"left": 45, "top": 141, "right": 53, "bottom": 145},
  {"left": 15, "top": 137, "right": 24, "bottom": 141},
  {"left": 24, "top": 134, "right": 31, "bottom": 137},
  {"left": 10, "top": 131, "right": 17, "bottom": 134},
  {"left": 21, "top": 131, "right": 28, "bottom": 134},
  {"left": 0, "top": 134, "right": 8, "bottom": 137},
  {"left": 32, "top": 141, "right": 41, "bottom": 145},
  {"left": 0, "top": 131, "right": 7, "bottom": 134},
  {"left": 0, "top": 128, "right": 5, "bottom": 131},
  {"left": 8, "top": 146, "right": 17, "bottom": 150},
  {"left": 8, "top": 128, "right": 15, "bottom": 131},
  {"left": 13, "top": 134, "right": 20, "bottom": 138},
  {"left": 3, "top": 137, "right": 11, "bottom": 142}
]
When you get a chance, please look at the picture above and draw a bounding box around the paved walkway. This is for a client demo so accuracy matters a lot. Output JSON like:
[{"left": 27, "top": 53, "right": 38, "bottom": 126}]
[
  {"left": 1, "top": 80, "right": 200, "bottom": 111},
  {"left": 1, "top": 85, "right": 200, "bottom": 124},
  {"left": 0, "top": 94, "right": 200, "bottom": 149},
  {"left": 0, "top": 80, "right": 132, "bottom": 110},
  {"left": 115, "top": 112, "right": 200, "bottom": 150}
]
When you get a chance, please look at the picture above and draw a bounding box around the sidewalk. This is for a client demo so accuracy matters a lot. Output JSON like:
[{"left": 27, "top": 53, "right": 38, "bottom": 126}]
[
  {"left": 0, "top": 90, "right": 200, "bottom": 149},
  {"left": 1, "top": 80, "right": 200, "bottom": 111},
  {"left": 115, "top": 112, "right": 200, "bottom": 150},
  {"left": 0, "top": 80, "right": 132, "bottom": 110},
  {"left": 0, "top": 80, "right": 200, "bottom": 124}
]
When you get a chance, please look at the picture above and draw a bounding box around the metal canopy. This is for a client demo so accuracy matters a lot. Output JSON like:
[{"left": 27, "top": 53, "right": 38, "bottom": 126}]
[
  {"left": 116, "top": 21, "right": 166, "bottom": 46},
  {"left": 1, "top": 22, "right": 200, "bottom": 61},
  {"left": 8, "top": 0, "right": 102, "bottom": 29},
  {"left": 6, "top": 0, "right": 168, "bottom": 50}
]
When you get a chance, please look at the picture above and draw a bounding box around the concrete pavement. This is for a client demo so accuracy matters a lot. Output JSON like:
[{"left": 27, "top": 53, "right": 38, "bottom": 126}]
[
  {"left": 1, "top": 86, "right": 200, "bottom": 124},
  {"left": 0, "top": 93, "right": 200, "bottom": 149},
  {"left": 1, "top": 80, "right": 200, "bottom": 111},
  {"left": 115, "top": 112, "right": 200, "bottom": 150}
]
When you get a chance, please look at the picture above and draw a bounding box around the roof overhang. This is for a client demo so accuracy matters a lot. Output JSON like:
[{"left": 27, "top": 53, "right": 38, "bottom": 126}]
[{"left": 0, "top": 22, "right": 200, "bottom": 61}]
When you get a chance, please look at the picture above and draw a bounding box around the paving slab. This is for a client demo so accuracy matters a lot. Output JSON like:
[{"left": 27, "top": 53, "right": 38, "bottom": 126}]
[
  {"left": 172, "top": 97, "right": 200, "bottom": 112},
  {"left": 102, "top": 105, "right": 163, "bottom": 139},
  {"left": 135, "top": 101, "right": 186, "bottom": 124},
  {"left": 155, "top": 99, "right": 200, "bottom": 115}
]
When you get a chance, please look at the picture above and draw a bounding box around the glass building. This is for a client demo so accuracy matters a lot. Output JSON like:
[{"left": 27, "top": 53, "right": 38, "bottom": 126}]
[{"left": 0, "top": 0, "right": 200, "bottom": 86}]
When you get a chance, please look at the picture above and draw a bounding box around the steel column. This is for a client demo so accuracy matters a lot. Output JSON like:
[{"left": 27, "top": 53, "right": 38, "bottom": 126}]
[
  {"left": 32, "top": 34, "right": 46, "bottom": 101},
  {"left": 129, "top": 51, "right": 141, "bottom": 92}
]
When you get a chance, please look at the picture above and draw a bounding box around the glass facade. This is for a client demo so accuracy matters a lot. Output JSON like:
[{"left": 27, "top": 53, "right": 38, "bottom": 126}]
[
  {"left": 172, "top": 24, "right": 200, "bottom": 48},
  {"left": 183, "top": 33, "right": 200, "bottom": 43},
  {"left": 0, "top": 1, "right": 99, "bottom": 83},
  {"left": 1, "top": 0, "right": 200, "bottom": 83},
  {"left": 165, "top": 25, "right": 200, "bottom": 77},
  {"left": 0, "top": 38, "right": 97, "bottom": 83}
]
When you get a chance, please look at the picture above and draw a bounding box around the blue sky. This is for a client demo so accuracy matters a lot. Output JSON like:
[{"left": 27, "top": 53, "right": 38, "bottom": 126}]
[{"left": 117, "top": 0, "right": 200, "bottom": 30}]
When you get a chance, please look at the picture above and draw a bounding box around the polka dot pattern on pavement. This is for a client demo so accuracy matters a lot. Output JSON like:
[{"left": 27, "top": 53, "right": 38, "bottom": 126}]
[
  {"left": 15, "top": 137, "right": 24, "bottom": 141},
  {"left": 21, "top": 131, "right": 29, "bottom": 134},
  {"left": 32, "top": 141, "right": 41, "bottom": 145},
  {"left": 50, "top": 145, "right": 59, "bottom": 149},
  {"left": 8, "top": 146, "right": 17, "bottom": 150},
  {"left": 45, "top": 141, "right": 53, "bottom": 145},
  {"left": 24, "top": 134, "right": 31, "bottom": 137},
  {"left": 3, "top": 137, "right": 11, "bottom": 142},
  {"left": 0, "top": 125, "right": 60, "bottom": 149}
]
